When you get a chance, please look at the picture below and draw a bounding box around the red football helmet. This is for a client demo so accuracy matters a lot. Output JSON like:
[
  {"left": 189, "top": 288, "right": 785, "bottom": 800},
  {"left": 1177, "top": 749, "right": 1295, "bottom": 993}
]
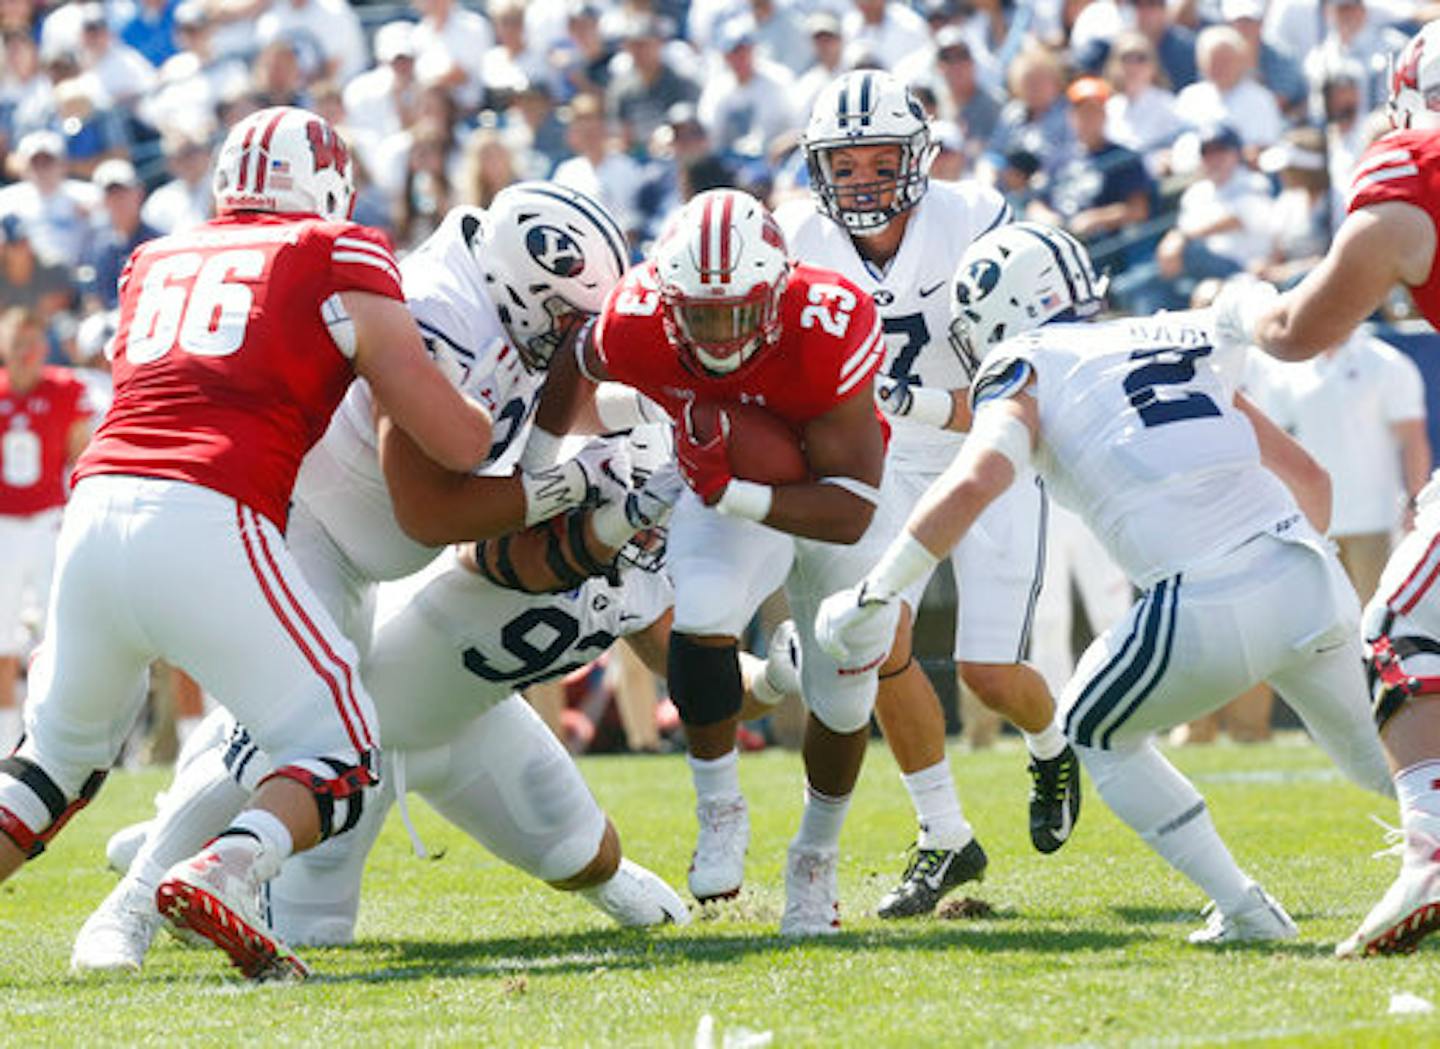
[
  {"left": 213, "top": 106, "right": 356, "bottom": 222},
  {"left": 652, "top": 189, "right": 791, "bottom": 376}
]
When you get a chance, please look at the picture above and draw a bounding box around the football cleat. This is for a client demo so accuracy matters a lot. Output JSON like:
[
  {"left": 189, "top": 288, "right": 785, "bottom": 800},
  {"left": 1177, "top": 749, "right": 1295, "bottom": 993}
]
[
  {"left": 780, "top": 843, "right": 841, "bottom": 936},
  {"left": 70, "top": 879, "right": 161, "bottom": 974},
  {"left": 1028, "top": 745, "right": 1082, "bottom": 854},
  {"left": 1336, "top": 825, "right": 1440, "bottom": 958},
  {"left": 155, "top": 847, "right": 309, "bottom": 982},
  {"left": 105, "top": 820, "right": 153, "bottom": 875},
  {"left": 1188, "top": 884, "right": 1297, "bottom": 945},
  {"left": 583, "top": 858, "right": 692, "bottom": 927},
  {"left": 689, "top": 796, "right": 749, "bottom": 902},
  {"left": 876, "top": 838, "right": 988, "bottom": 919}
]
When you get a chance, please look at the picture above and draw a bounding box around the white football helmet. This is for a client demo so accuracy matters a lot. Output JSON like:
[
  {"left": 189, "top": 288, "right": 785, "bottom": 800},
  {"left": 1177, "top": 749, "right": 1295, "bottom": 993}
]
[
  {"left": 947, "top": 222, "right": 1106, "bottom": 379},
  {"left": 478, "top": 181, "right": 630, "bottom": 371},
  {"left": 1389, "top": 22, "right": 1440, "bottom": 130},
  {"left": 652, "top": 188, "right": 790, "bottom": 376},
  {"left": 213, "top": 106, "right": 355, "bottom": 222},
  {"left": 803, "top": 70, "right": 936, "bottom": 238}
]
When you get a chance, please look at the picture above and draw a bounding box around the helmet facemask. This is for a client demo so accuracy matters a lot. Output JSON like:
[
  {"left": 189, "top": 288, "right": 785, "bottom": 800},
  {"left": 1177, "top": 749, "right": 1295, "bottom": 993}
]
[
  {"left": 661, "top": 279, "right": 785, "bottom": 376},
  {"left": 807, "top": 132, "right": 934, "bottom": 238}
]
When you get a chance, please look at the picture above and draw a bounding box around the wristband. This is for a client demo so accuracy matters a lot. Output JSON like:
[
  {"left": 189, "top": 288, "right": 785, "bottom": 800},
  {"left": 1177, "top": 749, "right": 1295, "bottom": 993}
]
[
  {"left": 590, "top": 496, "right": 638, "bottom": 550},
  {"left": 519, "top": 426, "right": 566, "bottom": 472},
  {"left": 595, "top": 383, "right": 663, "bottom": 431},
  {"left": 715, "top": 480, "right": 773, "bottom": 522},
  {"left": 866, "top": 532, "right": 940, "bottom": 602},
  {"left": 906, "top": 386, "right": 955, "bottom": 428},
  {"left": 521, "top": 460, "right": 589, "bottom": 526}
]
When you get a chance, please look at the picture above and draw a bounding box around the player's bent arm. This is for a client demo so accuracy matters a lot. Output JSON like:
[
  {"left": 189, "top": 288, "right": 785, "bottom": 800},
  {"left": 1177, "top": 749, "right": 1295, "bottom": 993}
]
[
  {"left": 762, "top": 388, "right": 887, "bottom": 545},
  {"left": 1254, "top": 204, "right": 1434, "bottom": 362},
  {"left": 1233, "top": 392, "right": 1331, "bottom": 533},
  {"left": 378, "top": 418, "right": 529, "bottom": 546},
  {"left": 526, "top": 320, "right": 611, "bottom": 467},
  {"left": 620, "top": 610, "right": 786, "bottom": 721},
  {"left": 346, "top": 290, "right": 493, "bottom": 472}
]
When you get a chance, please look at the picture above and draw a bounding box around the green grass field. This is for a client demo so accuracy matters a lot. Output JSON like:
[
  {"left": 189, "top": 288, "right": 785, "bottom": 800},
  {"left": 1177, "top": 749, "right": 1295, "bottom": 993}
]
[{"left": 3, "top": 735, "right": 1439, "bottom": 1047}]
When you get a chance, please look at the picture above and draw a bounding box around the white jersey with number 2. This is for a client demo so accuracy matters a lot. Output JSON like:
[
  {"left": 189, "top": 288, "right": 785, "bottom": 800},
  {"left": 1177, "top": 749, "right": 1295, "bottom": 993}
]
[{"left": 969, "top": 310, "right": 1298, "bottom": 589}]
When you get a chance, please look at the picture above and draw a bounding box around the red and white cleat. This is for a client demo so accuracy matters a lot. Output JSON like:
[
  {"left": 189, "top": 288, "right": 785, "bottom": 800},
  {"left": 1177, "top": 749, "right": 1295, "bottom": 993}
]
[
  {"left": 155, "top": 848, "right": 309, "bottom": 982},
  {"left": 780, "top": 843, "right": 841, "bottom": 937},
  {"left": 688, "top": 796, "right": 748, "bottom": 903},
  {"left": 1337, "top": 826, "right": 1440, "bottom": 958}
]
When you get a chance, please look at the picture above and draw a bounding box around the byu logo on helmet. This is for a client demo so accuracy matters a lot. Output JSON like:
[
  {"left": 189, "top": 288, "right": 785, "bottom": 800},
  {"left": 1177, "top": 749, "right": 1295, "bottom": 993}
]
[{"left": 525, "top": 225, "right": 585, "bottom": 278}]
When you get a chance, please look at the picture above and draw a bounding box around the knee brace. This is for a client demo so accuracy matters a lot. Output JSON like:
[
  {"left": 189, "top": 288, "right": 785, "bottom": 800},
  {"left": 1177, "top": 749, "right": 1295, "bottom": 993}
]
[
  {"left": 261, "top": 753, "right": 378, "bottom": 843},
  {"left": 0, "top": 756, "right": 107, "bottom": 859},
  {"left": 668, "top": 633, "right": 744, "bottom": 727},
  {"left": 1367, "top": 632, "right": 1440, "bottom": 730}
]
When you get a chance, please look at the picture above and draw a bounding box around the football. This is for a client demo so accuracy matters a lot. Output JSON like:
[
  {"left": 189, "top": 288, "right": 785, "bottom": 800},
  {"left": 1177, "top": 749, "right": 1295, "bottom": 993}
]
[{"left": 687, "top": 401, "right": 810, "bottom": 486}]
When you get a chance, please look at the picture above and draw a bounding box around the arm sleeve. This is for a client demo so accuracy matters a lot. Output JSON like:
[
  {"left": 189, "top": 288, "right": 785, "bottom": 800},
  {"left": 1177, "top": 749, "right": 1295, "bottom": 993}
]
[{"left": 327, "top": 223, "right": 405, "bottom": 300}]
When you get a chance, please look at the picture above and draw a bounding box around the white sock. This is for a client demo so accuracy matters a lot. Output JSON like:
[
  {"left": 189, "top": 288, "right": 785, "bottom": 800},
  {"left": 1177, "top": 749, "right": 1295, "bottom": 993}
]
[
  {"left": 900, "top": 760, "right": 973, "bottom": 850},
  {"left": 795, "top": 784, "right": 850, "bottom": 852},
  {"left": 688, "top": 749, "right": 741, "bottom": 803},
  {"left": 129, "top": 748, "right": 250, "bottom": 891},
  {"left": 1396, "top": 760, "right": 1440, "bottom": 830},
  {"left": 0, "top": 707, "right": 22, "bottom": 754},
  {"left": 216, "top": 808, "right": 294, "bottom": 883},
  {"left": 175, "top": 716, "right": 203, "bottom": 751},
  {"left": 1142, "top": 803, "right": 1252, "bottom": 916},
  {"left": 1023, "top": 719, "right": 1068, "bottom": 761}
]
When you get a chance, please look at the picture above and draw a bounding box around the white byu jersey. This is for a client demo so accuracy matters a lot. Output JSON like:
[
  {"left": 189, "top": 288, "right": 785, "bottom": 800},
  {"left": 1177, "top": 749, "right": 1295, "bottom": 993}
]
[
  {"left": 293, "top": 207, "right": 545, "bottom": 580},
  {"left": 971, "top": 310, "right": 1298, "bottom": 588},
  {"left": 777, "top": 179, "right": 1011, "bottom": 471},
  {"left": 368, "top": 550, "right": 674, "bottom": 751}
]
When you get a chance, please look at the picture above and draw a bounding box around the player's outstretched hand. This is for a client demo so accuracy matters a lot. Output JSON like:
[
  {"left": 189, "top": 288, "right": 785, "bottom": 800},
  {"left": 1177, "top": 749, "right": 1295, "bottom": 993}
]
[
  {"left": 816, "top": 584, "right": 895, "bottom": 664},
  {"left": 675, "top": 402, "right": 733, "bottom": 505},
  {"left": 1212, "top": 275, "right": 1279, "bottom": 350}
]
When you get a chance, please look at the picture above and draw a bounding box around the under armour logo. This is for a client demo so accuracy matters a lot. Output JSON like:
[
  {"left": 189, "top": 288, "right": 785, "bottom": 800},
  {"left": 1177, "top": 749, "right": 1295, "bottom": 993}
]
[{"left": 526, "top": 225, "right": 585, "bottom": 277}]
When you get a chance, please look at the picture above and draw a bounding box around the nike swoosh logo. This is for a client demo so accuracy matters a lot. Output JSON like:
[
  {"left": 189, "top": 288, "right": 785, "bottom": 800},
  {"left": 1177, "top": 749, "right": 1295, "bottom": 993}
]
[
  {"left": 919, "top": 281, "right": 946, "bottom": 298},
  {"left": 922, "top": 851, "right": 955, "bottom": 890},
  {"left": 1053, "top": 798, "right": 1073, "bottom": 842}
]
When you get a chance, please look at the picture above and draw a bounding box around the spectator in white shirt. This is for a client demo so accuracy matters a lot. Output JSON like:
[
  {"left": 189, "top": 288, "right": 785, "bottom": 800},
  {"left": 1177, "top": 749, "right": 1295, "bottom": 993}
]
[
  {"left": 142, "top": 3, "right": 250, "bottom": 139},
  {"left": 0, "top": 130, "right": 98, "bottom": 269},
  {"left": 255, "top": 0, "right": 368, "bottom": 83},
  {"left": 554, "top": 92, "right": 643, "bottom": 239},
  {"left": 1175, "top": 24, "right": 1284, "bottom": 152},
  {"left": 76, "top": 2, "right": 157, "bottom": 110},
  {"left": 843, "top": 0, "right": 931, "bottom": 72},
  {"left": 698, "top": 17, "right": 797, "bottom": 158},
  {"left": 141, "top": 129, "right": 213, "bottom": 235},
  {"left": 343, "top": 19, "right": 419, "bottom": 171},
  {"left": 794, "top": 12, "right": 850, "bottom": 121},
  {"left": 1303, "top": 0, "right": 1407, "bottom": 117},
  {"left": 411, "top": 0, "right": 494, "bottom": 112},
  {"left": 1104, "top": 31, "right": 1185, "bottom": 172},
  {"left": 480, "top": 0, "right": 551, "bottom": 106},
  {"left": 750, "top": 0, "right": 815, "bottom": 77},
  {"left": 1242, "top": 334, "right": 1431, "bottom": 600}
]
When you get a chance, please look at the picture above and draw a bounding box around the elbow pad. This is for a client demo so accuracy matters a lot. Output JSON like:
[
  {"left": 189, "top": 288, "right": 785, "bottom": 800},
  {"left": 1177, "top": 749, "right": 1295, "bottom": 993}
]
[{"left": 320, "top": 293, "right": 357, "bottom": 359}]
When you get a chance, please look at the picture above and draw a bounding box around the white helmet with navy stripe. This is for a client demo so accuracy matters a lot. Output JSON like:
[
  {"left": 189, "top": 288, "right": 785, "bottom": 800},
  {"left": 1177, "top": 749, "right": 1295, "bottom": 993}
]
[
  {"left": 803, "top": 70, "right": 935, "bottom": 238},
  {"left": 1389, "top": 21, "right": 1440, "bottom": 130},
  {"left": 947, "top": 222, "right": 1107, "bottom": 381},
  {"left": 478, "top": 180, "right": 631, "bottom": 371},
  {"left": 213, "top": 106, "right": 355, "bottom": 222}
]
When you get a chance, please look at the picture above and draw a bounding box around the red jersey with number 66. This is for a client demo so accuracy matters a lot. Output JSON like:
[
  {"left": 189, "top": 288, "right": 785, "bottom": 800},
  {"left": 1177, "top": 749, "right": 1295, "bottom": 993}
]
[
  {"left": 595, "top": 261, "right": 887, "bottom": 433},
  {"left": 74, "top": 212, "right": 404, "bottom": 529},
  {"left": 1348, "top": 128, "right": 1440, "bottom": 329}
]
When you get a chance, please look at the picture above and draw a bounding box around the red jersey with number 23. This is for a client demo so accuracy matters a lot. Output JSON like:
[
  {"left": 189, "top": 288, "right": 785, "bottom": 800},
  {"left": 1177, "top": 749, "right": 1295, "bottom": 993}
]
[
  {"left": 595, "top": 261, "right": 887, "bottom": 433},
  {"left": 74, "top": 212, "right": 404, "bottom": 529},
  {"left": 1348, "top": 128, "right": 1440, "bottom": 329}
]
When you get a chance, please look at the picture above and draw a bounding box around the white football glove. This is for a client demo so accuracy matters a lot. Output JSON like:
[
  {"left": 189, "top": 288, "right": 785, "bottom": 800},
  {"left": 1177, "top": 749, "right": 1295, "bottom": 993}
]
[
  {"left": 815, "top": 584, "right": 896, "bottom": 664},
  {"left": 521, "top": 439, "right": 631, "bottom": 526},
  {"left": 761, "top": 619, "right": 802, "bottom": 700},
  {"left": 591, "top": 460, "right": 683, "bottom": 549},
  {"left": 1212, "top": 275, "right": 1279, "bottom": 350},
  {"left": 876, "top": 378, "right": 954, "bottom": 428}
]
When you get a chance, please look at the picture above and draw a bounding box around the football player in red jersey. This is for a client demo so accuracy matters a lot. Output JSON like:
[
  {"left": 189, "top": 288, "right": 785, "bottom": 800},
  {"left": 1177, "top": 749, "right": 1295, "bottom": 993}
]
[
  {"left": 0, "top": 107, "right": 492, "bottom": 981},
  {"left": 0, "top": 307, "right": 94, "bottom": 753},
  {"left": 1214, "top": 23, "right": 1440, "bottom": 957},
  {"left": 537, "top": 188, "right": 903, "bottom": 933}
]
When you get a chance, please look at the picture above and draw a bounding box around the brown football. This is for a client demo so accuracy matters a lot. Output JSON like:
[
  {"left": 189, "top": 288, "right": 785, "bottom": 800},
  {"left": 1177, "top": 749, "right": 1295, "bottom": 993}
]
[{"left": 687, "top": 402, "right": 809, "bottom": 486}]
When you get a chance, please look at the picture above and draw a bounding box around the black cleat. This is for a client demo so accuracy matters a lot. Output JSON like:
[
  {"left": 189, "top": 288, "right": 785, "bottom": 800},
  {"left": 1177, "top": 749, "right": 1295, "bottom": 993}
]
[
  {"left": 875, "top": 839, "right": 988, "bottom": 919},
  {"left": 1028, "top": 744, "right": 1082, "bottom": 854}
]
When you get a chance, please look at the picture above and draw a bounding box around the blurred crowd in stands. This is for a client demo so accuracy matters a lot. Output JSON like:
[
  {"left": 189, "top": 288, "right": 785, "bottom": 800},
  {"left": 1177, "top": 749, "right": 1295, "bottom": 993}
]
[{"left": 2, "top": 0, "right": 1436, "bottom": 370}]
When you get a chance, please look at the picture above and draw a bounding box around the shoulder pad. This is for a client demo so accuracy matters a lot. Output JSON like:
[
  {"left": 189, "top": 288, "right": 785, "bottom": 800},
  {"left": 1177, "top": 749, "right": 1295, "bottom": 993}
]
[{"left": 969, "top": 353, "right": 1035, "bottom": 409}]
